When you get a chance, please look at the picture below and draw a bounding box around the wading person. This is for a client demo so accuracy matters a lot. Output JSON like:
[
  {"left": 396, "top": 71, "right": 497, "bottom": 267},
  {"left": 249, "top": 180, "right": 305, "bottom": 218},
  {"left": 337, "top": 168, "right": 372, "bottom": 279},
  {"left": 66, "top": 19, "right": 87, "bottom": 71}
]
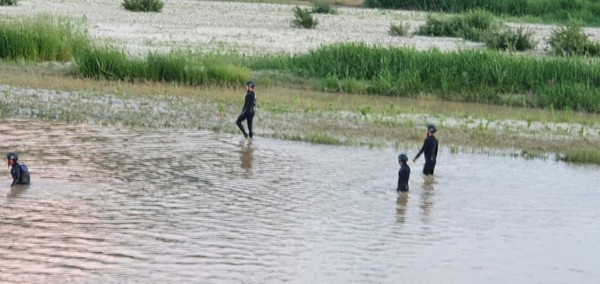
[
  {"left": 236, "top": 81, "right": 257, "bottom": 139},
  {"left": 413, "top": 124, "right": 439, "bottom": 175},
  {"left": 397, "top": 154, "right": 410, "bottom": 192},
  {"left": 7, "top": 152, "right": 30, "bottom": 186}
]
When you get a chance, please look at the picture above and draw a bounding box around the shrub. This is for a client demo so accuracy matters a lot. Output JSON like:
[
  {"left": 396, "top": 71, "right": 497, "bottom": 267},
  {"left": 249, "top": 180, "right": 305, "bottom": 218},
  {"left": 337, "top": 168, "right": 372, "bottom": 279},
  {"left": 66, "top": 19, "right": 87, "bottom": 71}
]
[
  {"left": 311, "top": 2, "right": 337, "bottom": 14},
  {"left": 547, "top": 21, "right": 600, "bottom": 56},
  {"left": 122, "top": 0, "right": 164, "bottom": 12},
  {"left": 561, "top": 148, "right": 600, "bottom": 164},
  {"left": 485, "top": 27, "right": 535, "bottom": 51},
  {"left": 291, "top": 6, "right": 318, "bottom": 29},
  {"left": 417, "top": 9, "right": 496, "bottom": 42},
  {"left": 389, "top": 22, "right": 411, "bottom": 36},
  {"left": 0, "top": 0, "right": 18, "bottom": 6}
]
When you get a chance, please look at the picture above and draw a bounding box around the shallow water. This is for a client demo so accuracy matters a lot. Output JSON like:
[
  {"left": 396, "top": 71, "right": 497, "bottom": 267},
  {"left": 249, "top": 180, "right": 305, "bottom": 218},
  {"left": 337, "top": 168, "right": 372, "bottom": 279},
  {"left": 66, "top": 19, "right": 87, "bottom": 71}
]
[{"left": 0, "top": 118, "right": 599, "bottom": 283}]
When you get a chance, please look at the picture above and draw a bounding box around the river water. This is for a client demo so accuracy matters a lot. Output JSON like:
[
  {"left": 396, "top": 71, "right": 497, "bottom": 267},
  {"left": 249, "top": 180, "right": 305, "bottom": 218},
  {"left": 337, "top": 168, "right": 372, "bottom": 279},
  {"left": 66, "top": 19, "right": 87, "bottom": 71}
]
[{"left": 0, "top": 118, "right": 598, "bottom": 283}]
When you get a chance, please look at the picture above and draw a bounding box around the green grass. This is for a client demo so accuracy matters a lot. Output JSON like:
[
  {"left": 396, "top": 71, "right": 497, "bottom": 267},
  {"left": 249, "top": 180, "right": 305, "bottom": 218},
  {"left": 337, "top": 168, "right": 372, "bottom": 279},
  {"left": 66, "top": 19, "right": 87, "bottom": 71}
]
[
  {"left": 311, "top": 2, "right": 337, "bottom": 14},
  {"left": 561, "top": 148, "right": 600, "bottom": 164},
  {"left": 389, "top": 22, "right": 411, "bottom": 36},
  {"left": 248, "top": 43, "right": 600, "bottom": 112},
  {"left": 291, "top": 6, "right": 319, "bottom": 29},
  {"left": 0, "top": 15, "right": 88, "bottom": 62},
  {"left": 122, "top": 0, "right": 164, "bottom": 12},
  {"left": 73, "top": 46, "right": 250, "bottom": 85},
  {"left": 416, "top": 10, "right": 535, "bottom": 51},
  {"left": 307, "top": 133, "right": 340, "bottom": 144},
  {"left": 364, "top": 0, "right": 600, "bottom": 26},
  {"left": 548, "top": 21, "right": 600, "bottom": 56},
  {"left": 0, "top": 0, "right": 18, "bottom": 6}
]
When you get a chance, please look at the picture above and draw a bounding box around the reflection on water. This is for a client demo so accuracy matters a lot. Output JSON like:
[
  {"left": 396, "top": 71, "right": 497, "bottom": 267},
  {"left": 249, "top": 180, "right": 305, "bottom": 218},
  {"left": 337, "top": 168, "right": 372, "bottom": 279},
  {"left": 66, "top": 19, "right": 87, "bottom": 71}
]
[
  {"left": 421, "top": 176, "right": 435, "bottom": 223},
  {"left": 1, "top": 117, "right": 600, "bottom": 283},
  {"left": 395, "top": 192, "right": 409, "bottom": 224},
  {"left": 6, "top": 185, "right": 28, "bottom": 198},
  {"left": 239, "top": 140, "right": 254, "bottom": 171}
]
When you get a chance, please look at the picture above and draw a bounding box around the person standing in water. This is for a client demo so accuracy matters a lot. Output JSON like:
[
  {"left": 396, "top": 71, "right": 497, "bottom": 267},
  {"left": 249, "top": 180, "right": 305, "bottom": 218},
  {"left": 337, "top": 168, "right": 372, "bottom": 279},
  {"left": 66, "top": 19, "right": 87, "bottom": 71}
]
[
  {"left": 397, "top": 153, "right": 410, "bottom": 192},
  {"left": 413, "top": 124, "right": 439, "bottom": 175},
  {"left": 236, "top": 81, "right": 257, "bottom": 139},
  {"left": 7, "top": 152, "right": 30, "bottom": 186}
]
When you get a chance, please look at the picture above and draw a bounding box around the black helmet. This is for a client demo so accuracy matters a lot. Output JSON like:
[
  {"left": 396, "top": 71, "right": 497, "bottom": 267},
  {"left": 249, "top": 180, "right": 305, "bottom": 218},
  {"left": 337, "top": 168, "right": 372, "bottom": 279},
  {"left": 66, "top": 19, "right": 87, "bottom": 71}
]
[
  {"left": 7, "top": 152, "right": 18, "bottom": 161},
  {"left": 398, "top": 154, "right": 408, "bottom": 162},
  {"left": 245, "top": 81, "right": 255, "bottom": 88},
  {"left": 427, "top": 124, "right": 437, "bottom": 133}
]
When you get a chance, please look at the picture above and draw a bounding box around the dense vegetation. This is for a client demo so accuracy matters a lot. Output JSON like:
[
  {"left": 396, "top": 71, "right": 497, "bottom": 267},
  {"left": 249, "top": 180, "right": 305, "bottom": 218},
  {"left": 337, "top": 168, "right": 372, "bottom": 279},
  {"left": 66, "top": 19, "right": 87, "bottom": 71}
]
[
  {"left": 291, "top": 6, "right": 319, "bottom": 28},
  {"left": 0, "top": 16, "right": 88, "bottom": 61},
  {"left": 122, "top": 0, "right": 164, "bottom": 12},
  {"left": 252, "top": 43, "right": 600, "bottom": 112},
  {"left": 74, "top": 46, "right": 250, "bottom": 85},
  {"left": 0, "top": 0, "right": 18, "bottom": 6},
  {"left": 364, "top": 0, "right": 600, "bottom": 25},
  {"left": 416, "top": 10, "right": 535, "bottom": 51},
  {"left": 2, "top": 16, "right": 600, "bottom": 114}
]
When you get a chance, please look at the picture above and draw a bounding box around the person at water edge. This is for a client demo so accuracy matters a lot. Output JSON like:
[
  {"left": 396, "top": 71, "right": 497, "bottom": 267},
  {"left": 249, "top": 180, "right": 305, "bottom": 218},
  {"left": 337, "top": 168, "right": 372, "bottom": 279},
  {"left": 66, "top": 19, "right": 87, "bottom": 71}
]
[
  {"left": 413, "top": 124, "right": 439, "bottom": 175},
  {"left": 7, "top": 152, "right": 30, "bottom": 186},
  {"left": 397, "top": 153, "right": 410, "bottom": 192},
  {"left": 236, "top": 81, "right": 257, "bottom": 139}
]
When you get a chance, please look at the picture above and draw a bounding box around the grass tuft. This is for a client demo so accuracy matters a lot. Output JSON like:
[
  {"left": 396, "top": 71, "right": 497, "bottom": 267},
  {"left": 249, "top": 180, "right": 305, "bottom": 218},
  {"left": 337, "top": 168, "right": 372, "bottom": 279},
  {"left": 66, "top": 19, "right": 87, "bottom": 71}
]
[
  {"left": 291, "top": 6, "right": 319, "bottom": 29},
  {"left": 561, "top": 148, "right": 600, "bottom": 164},
  {"left": 0, "top": 0, "right": 18, "bottom": 6},
  {"left": 122, "top": 0, "right": 164, "bottom": 12},
  {"left": 389, "top": 22, "right": 411, "bottom": 36},
  {"left": 311, "top": 2, "right": 337, "bottom": 14}
]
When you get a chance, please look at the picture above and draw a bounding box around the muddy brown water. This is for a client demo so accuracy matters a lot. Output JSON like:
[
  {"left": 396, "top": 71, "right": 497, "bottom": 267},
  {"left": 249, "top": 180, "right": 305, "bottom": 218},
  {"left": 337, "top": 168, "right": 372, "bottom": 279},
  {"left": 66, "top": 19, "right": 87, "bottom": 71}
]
[{"left": 0, "top": 118, "right": 599, "bottom": 283}]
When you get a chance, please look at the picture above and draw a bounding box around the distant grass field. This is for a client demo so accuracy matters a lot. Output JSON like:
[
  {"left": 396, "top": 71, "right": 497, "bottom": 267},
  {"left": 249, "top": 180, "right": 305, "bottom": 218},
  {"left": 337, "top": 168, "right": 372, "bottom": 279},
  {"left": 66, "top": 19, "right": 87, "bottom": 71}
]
[{"left": 364, "top": 0, "right": 600, "bottom": 26}]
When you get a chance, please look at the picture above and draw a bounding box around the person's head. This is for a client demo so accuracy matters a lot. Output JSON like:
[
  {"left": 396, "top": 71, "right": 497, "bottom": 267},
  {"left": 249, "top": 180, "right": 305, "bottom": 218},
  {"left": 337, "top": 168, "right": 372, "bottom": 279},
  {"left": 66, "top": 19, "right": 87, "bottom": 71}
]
[
  {"left": 7, "top": 152, "right": 18, "bottom": 167},
  {"left": 427, "top": 124, "right": 437, "bottom": 136},
  {"left": 245, "top": 81, "right": 255, "bottom": 91},
  {"left": 398, "top": 153, "right": 408, "bottom": 165}
]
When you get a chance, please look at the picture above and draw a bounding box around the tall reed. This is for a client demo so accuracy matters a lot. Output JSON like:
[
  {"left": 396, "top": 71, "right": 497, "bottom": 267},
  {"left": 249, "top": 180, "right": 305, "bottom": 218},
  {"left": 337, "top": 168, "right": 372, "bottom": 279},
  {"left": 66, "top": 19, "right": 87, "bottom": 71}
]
[
  {"left": 0, "top": 15, "right": 88, "bottom": 62},
  {"left": 251, "top": 43, "right": 600, "bottom": 112},
  {"left": 73, "top": 45, "right": 251, "bottom": 86}
]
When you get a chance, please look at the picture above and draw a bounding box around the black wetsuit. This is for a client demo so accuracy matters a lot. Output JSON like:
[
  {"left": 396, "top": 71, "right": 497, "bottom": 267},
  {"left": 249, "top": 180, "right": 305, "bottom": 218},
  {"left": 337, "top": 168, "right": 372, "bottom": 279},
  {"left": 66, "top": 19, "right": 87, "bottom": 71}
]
[
  {"left": 397, "top": 163, "right": 410, "bottom": 192},
  {"left": 236, "top": 90, "right": 256, "bottom": 138},
  {"left": 11, "top": 162, "right": 30, "bottom": 186},
  {"left": 415, "top": 135, "right": 438, "bottom": 175}
]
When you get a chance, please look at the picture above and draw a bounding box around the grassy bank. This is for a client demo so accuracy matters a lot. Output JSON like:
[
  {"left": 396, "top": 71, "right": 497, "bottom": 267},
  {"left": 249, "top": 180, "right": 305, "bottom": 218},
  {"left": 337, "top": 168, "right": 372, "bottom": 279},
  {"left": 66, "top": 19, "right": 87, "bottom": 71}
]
[
  {"left": 251, "top": 43, "right": 600, "bottom": 112},
  {"left": 364, "top": 0, "right": 600, "bottom": 26},
  {"left": 4, "top": 16, "right": 600, "bottom": 113},
  {"left": 1, "top": 15, "right": 599, "bottom": 164},
  {"left": 1, "top": 65, "right": 599, "bottom": 163}
]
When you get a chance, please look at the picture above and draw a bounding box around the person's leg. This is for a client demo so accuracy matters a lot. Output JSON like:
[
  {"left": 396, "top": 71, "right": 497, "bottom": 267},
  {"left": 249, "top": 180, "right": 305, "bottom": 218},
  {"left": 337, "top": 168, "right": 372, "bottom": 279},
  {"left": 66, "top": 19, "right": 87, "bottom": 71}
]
[
  {"left": 423, "top": 161, "right": 436, "bottom": 175},
  {"left": 247, "top": 113, "right": 254, "bottom": 138},
  {"left": 236, "top": 114, "right": 248, "bottom": 138}
]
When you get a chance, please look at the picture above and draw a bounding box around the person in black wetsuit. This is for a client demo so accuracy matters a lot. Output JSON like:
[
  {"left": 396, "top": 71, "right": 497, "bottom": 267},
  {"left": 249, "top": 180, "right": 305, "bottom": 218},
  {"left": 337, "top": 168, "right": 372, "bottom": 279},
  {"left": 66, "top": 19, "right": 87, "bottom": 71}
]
[
  {"left": 7, "top": 152, "right": 30, "bottom": 186},
  {"left": 236, "top": 81, "right": 257, "bottom": 139},
  {"left": 413, "top": 124, "right": 439, "bottom": 175},
  {"left": 397, "top": 153, "right": 410, "bottom": 192}
]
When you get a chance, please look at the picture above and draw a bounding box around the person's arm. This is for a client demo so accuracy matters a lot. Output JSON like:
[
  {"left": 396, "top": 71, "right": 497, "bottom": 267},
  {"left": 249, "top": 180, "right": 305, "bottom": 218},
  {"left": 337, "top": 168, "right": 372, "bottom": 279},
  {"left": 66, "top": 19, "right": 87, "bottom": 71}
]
[
  {"left": 10, "top": 166, "right": 20, "bottom": 186},
  {"left": 413, "top": 138, "right": 427, "bottom": 162},
  {"left": 397, "top": 169, "right": 402, "bottom": 191}
]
